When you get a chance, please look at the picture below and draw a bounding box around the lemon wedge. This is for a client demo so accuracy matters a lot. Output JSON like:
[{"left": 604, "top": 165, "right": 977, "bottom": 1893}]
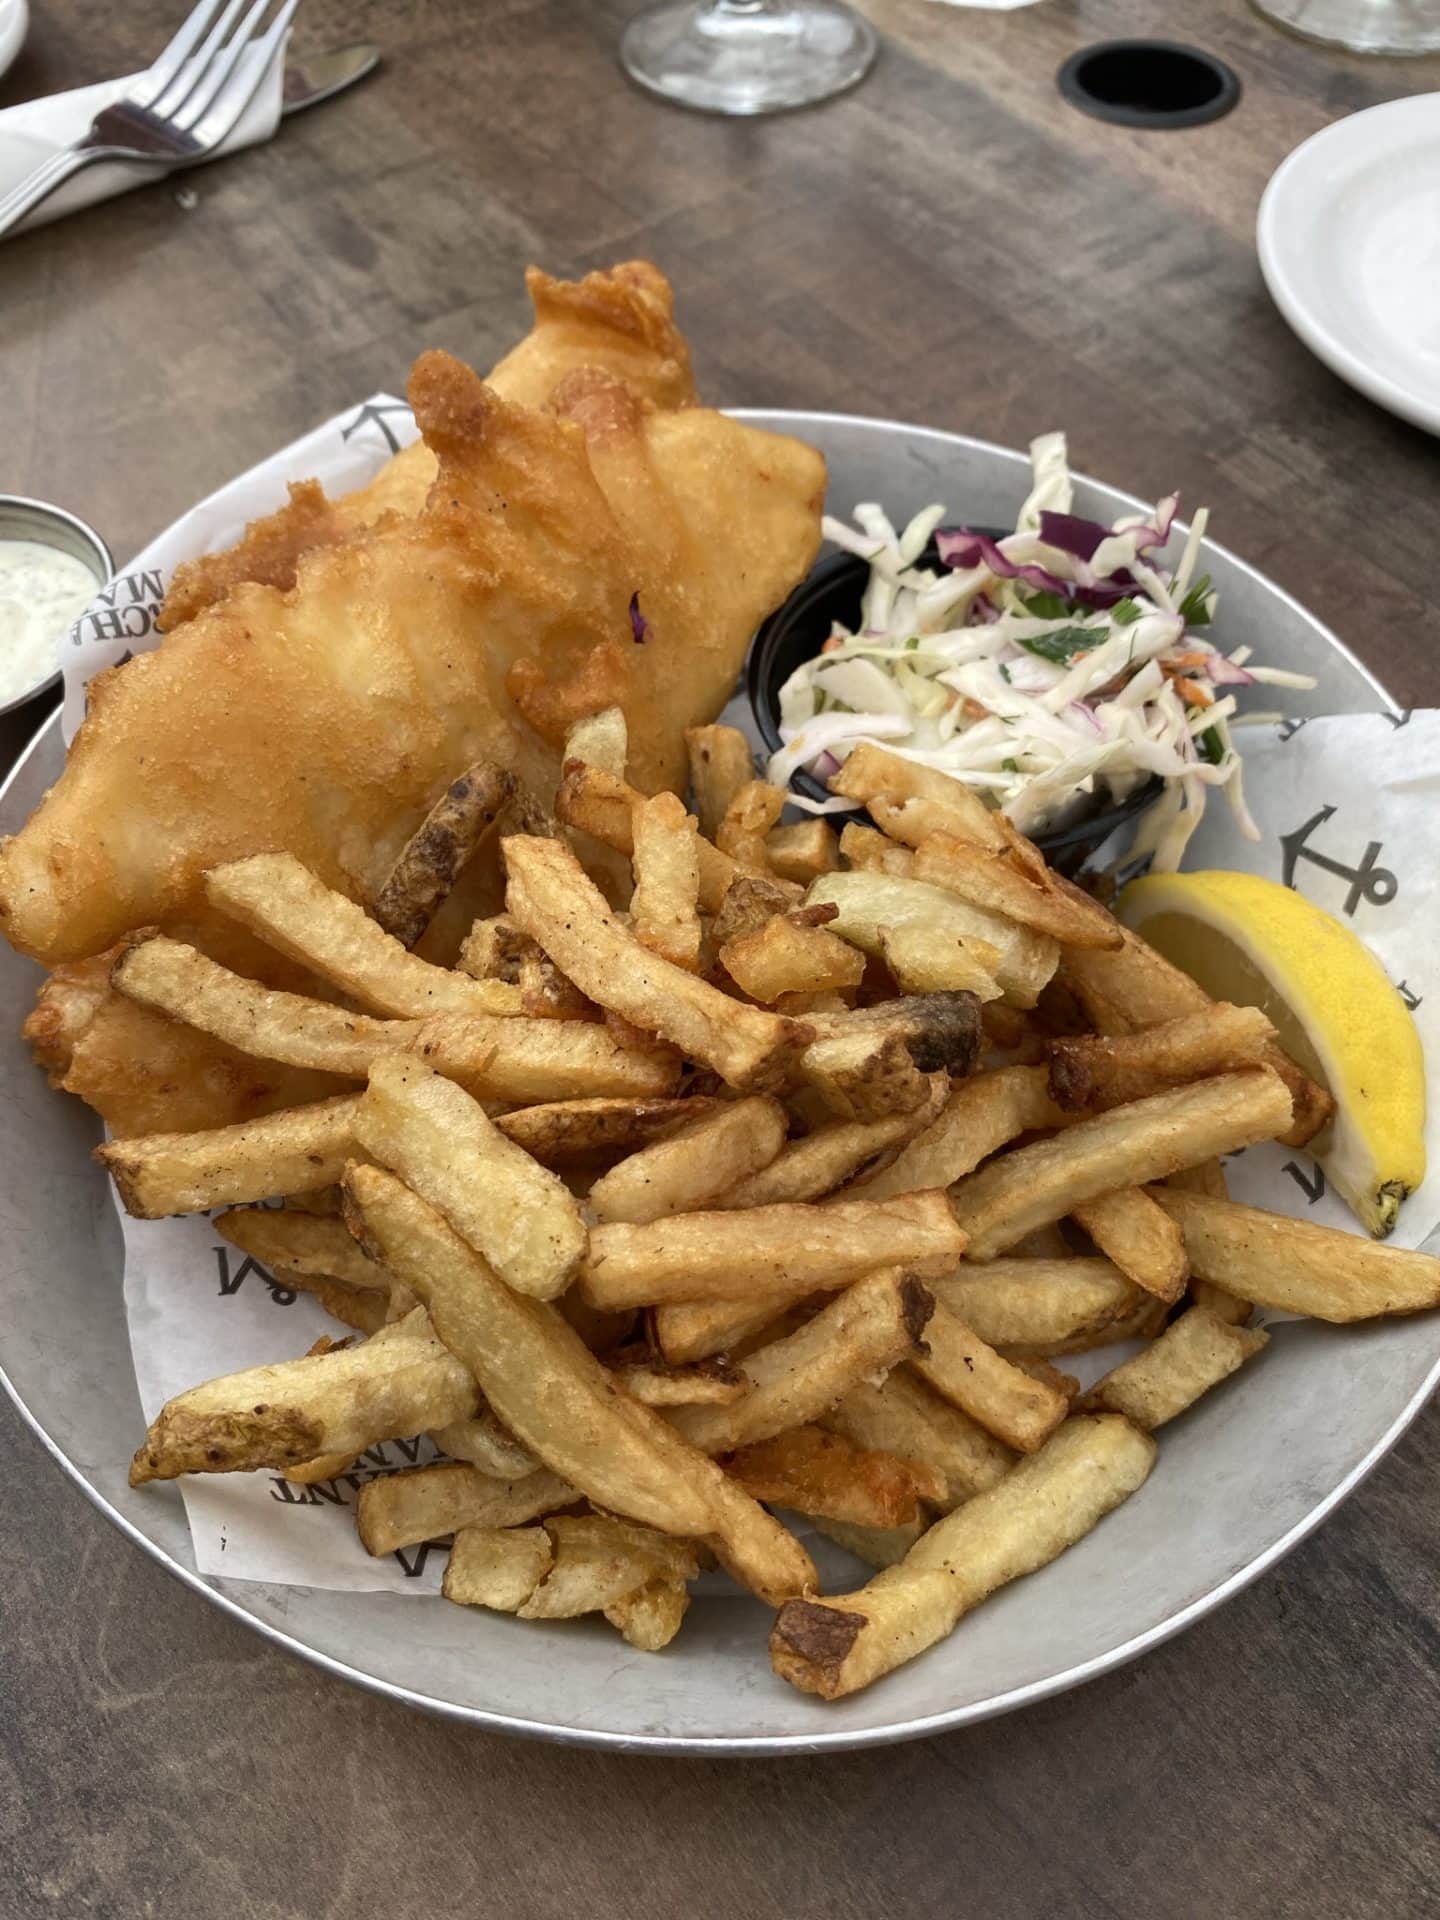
[{"left": 1117, "top": 869, "right": 1426, "bottom": 1238}]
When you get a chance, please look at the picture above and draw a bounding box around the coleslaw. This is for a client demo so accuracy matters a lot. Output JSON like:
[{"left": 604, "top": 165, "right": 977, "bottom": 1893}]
[{"left": 768, "top": 433, "right": 1317, "bottom": 869}]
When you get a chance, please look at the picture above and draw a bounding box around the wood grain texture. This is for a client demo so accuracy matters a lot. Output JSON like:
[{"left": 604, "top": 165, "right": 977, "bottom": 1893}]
[{"left": 2, "top": 2, "right": 1438, "bottom": 1914}]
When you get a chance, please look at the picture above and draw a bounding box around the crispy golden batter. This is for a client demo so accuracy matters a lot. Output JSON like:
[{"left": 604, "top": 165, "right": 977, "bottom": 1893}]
[
  {"left": 159, "top": 261, "right": 697, "bottom": 628},
  {"left": 26, "top": 929, "right": 351, "bottom": 1136},
  {"left": 0, "top": 352, "right": 822, "bottom": 967}
]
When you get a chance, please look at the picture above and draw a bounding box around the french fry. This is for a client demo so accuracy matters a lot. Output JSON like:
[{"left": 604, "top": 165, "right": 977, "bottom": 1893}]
[
  {"left": 631, "top": 791, "right": 703, "bottom": 971},
  {"left": 806, "top": 871, "right": 1058, "bottom": 1009},
  {"left": 495, "top": 1096, "right": 722, "bottom": 1166},
  {"left": 950, "top": 1069, "right": 1294, "bottom": 1260},
  {"left": 565, "top": 705, "right": 628, "bottom": 780},
  {"left": 856, "top": 1066, "right": 1069, "bottom": 1202},
  {"left": 722, "top": 1426, "right": 944, "bottom": 1529},
  {"left": 605, "top": 1577, "right": 692, "bottom": 1650},
  {"left": 130, "top": 1309, "right": 478, "bottom": 1484},
  {"left": 667, "top": 1269, "right": 934, "bottom": 1453},
  {"left": 651, "top": 1295, "right": 797, "bottom": 1366},
  {"left": 443, "top": 1525, "right": 555, "bottom": 1611},
  {"left": 911, "top": 1301, "right": 1070, "bottom": 1453},
  {"left": 720, "top": 910, "right": 865, "bottom": 1004},
  {"left": 357, "top": 1460, "right": 577, "bottom": 1555},
  {"left": 579, "top": 1189, "right": 965, "bottom": 1311},
  {"left": 810, "top": 1514, "right": 927, "bottom": 1570},
  {"left": 878, "top": 924, "right": 1003, "bottom": 1001},
  {"left": 1011, "top": 1356, "right": 1080, "bottom": 1400},
  {"left": 1059, "top": 930, "right": 1332, "bottom": 1148},
  {"left": 770, "top": 1414, "right": 1156, "bottom": 1698},
  {"left": 765, "top": 819, "right": 840, "bottom": 885},
  {"left": 457, "top": 916, "right": 591, "bottom": 1020},
  {"left": 827, "top": 743, "right": 1007, "bottom": 852},
  {"left": 97, "top": 1092, "right": 365, "bottom": 1218},
  {"left": 801, "top": 1026, "right": 936, "bottom": 1122},
  {"left": 284, "top": 1450, "right": 360, "bottom": 1486},
  {"left": 838, "top": 821, "right": 915, "bottom": 877},
  {"left": 112, "top": 936, "right": 679, "bottom": 1099},
  {"left": 419, "top": 1014, "right": 681, "bottom": 1100},
  {"left": 517, "top": 1514, "right": 699, "bottom": 1620},
  {"left": 1071, "top": 1187, "right": 1188, "bottom": 1303},
  {"left": 356, "top": 1057, "right": 587, "bottom": 1299},
  {"left": 556, "top": 761, "right": 796, "bottom": 914},
  {"left": 282, "top": 1272, "right": 390, "bottom": 1335},
  {"left": 825, "top": 1371, "right": 1015, "bottom": 1511},
  {"left": 912, "top": 833, "right": 1122, "bottom": 951},
  {"left": 1166, "top": 1158, "right": 1230, "bottom": 1200},
  {"left": 717, "top": 1096, "right": 944, "bottom": 1209},
  {"left": 716, "top": 780, "right": 786, "bottom": 871},
  {"left": 685, "top": 723, "right": 756, "bottom": 839},
  {"left": 928, "top": 1258, "right": 1147, "bottom": 1356},
  {"left": 1047, "top": 1004, "right": 1276, "bottom": 1111},
  {"left": 1082, "top": 1305, "right": 1269, "bottom": 1428},
  {"left": 1151, "top": 1189, "right": 1440, "bottom": 1322},
  {"left": 588, "top": 1095, "right": 788, "bottom": 1224},
  {"left": 710, "top": 872, "right": 806, "bottom": 946},
  {"left": 808, "top": 994, "right": 983, "bottom": 1078},
  {"left": 345, "top": 1164, "right": 815, "bottom": 1605},
  {"left": 430, "top": 1405, "right": 539, "bottom": 1480},
  {"left": 503, "top": 835, "right": 811, "bottom": 1094},
  {"left": 205, "top": 853, "right": 522, "bottom": 1019},
  {"left": 612, "top": 1356, "right": 746, "bottom": 1406},
  {"left": 371, "top": 760, "right": 514, "bottom": 949},
  {"left": 215, "top": 1206, "right": 389, "bottom": 1294}
]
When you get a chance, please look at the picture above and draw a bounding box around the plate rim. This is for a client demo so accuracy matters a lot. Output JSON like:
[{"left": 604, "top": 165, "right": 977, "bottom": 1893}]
[
  {"left": 1256, "top": 91, "right": 1440, "bottom": 439},
  {"left": 0, "top": 407, "right": 1427, "bottom": 1755}
]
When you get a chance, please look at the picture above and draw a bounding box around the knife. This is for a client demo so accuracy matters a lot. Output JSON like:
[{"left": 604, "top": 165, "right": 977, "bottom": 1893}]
[{"left": 281, "top": 43, "right": 381, "bottom": 117}]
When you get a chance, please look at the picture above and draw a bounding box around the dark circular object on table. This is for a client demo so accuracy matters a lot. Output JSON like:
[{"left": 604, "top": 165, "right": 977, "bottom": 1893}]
[
  {"left": 746, "top": 536, "right": 1162, "bottom": 879},
  {"left": 1057, "top": 40, "right": 1241, "bottom": 131}
]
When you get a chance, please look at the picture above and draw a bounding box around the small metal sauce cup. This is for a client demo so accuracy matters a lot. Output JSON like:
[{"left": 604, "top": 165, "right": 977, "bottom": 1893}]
[{"left": 0, "top": 495, "right": 114, "bottom": 719}]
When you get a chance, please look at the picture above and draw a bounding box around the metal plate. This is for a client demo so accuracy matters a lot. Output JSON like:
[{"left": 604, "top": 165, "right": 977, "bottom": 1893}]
[{"left": 2, "top": 410, "right": 1435, "bottom": 1755}]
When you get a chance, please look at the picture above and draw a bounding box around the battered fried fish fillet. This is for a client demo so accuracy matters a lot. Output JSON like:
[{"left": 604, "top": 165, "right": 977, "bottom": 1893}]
[
  {"left": 0, "top": 351, "right": 823, "bottom": 967},
  {"left": 27, "top": 953, "right": 351, "bottom": 1137},
  {"left": 159, "top": 261, "right": 696, "bottom": 629}
]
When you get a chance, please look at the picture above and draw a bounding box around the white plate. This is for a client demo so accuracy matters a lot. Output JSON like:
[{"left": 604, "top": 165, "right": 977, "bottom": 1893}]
[
  {"left": 0, "top": 0, "right": 27, "bottom": 82},
  {"left": 1259, "top": 93, "right": 1440, "bottom": 437},
  {"left": 1, "top": 411, "right": 1435, "bottom": 1755}
]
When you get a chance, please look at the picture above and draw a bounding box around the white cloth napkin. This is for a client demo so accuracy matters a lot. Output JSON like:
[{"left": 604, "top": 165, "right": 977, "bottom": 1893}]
[{"left": 0, "top": 32, "right": 286, "bottom": 236}]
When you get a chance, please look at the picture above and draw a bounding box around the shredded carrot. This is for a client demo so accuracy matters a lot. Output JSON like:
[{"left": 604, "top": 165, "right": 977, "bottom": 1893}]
[
  {"left": 1174, "top": 677, "right": 1214, "bottom": 707},
  {"left": 962, "top": 698, "right": 989, "bottom": 720},
  {"left": 1165, "top": 650, "right": 1211, "bottom": 672},
  {"left": 821, "top": 636, "right": 844, "bottom": 655}
]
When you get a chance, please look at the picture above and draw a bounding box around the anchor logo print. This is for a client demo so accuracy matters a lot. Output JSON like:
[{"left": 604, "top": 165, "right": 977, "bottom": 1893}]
[{"left": 1279, "top": 806, "right": 1397, "bottom": 917}]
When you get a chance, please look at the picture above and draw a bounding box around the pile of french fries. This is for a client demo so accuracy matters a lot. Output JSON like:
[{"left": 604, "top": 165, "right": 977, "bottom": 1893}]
[{"left": 104, "top": 728, "right": 1440, "bottom": 1700}]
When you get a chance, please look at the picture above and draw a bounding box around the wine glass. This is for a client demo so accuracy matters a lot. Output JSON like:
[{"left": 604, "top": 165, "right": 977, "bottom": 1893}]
[
  {"left": 620, "top": 0, "right": 878, "bottom": 116},
  {"left": 1250, "top": 0, "right": 1440, "bottom": 53}
]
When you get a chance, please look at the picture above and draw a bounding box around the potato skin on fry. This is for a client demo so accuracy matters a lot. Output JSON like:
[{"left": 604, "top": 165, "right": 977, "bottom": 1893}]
[
  {"left": 371, "top": 761, "right": 516, "bottom": 950},
  {"left": 129, "top": 1309, "right": 477, "bottom": 1484}
]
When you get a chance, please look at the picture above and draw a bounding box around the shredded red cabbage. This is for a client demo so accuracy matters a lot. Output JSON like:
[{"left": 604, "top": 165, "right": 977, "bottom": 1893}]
[
  {"left": 629, "top": 592, "right": 649, "bottom": 643},
  {"left": 935, "top": 526, "right": 1136, "bottom": 609}
]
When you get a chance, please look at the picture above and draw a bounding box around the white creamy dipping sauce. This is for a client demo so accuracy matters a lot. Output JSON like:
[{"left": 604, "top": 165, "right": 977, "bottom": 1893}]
[{"left": 0, "top": 538, "right": 99, "bottom": 704}]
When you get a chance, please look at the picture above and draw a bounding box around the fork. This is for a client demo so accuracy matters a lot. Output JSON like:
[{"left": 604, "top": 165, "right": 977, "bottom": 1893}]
[{"left": 0, "top": 0, "right": 299, "bottom": 239}]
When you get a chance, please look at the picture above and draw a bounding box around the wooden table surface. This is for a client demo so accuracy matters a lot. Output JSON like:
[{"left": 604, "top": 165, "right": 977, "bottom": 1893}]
[{"left": 3, "top": 3, "right": 1438, "bottom": 1914}]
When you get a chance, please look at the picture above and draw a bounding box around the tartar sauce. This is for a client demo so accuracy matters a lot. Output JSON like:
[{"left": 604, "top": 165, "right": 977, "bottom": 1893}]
[{"left": 0, "top": 539, "right": 99, "bottom": 704}]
